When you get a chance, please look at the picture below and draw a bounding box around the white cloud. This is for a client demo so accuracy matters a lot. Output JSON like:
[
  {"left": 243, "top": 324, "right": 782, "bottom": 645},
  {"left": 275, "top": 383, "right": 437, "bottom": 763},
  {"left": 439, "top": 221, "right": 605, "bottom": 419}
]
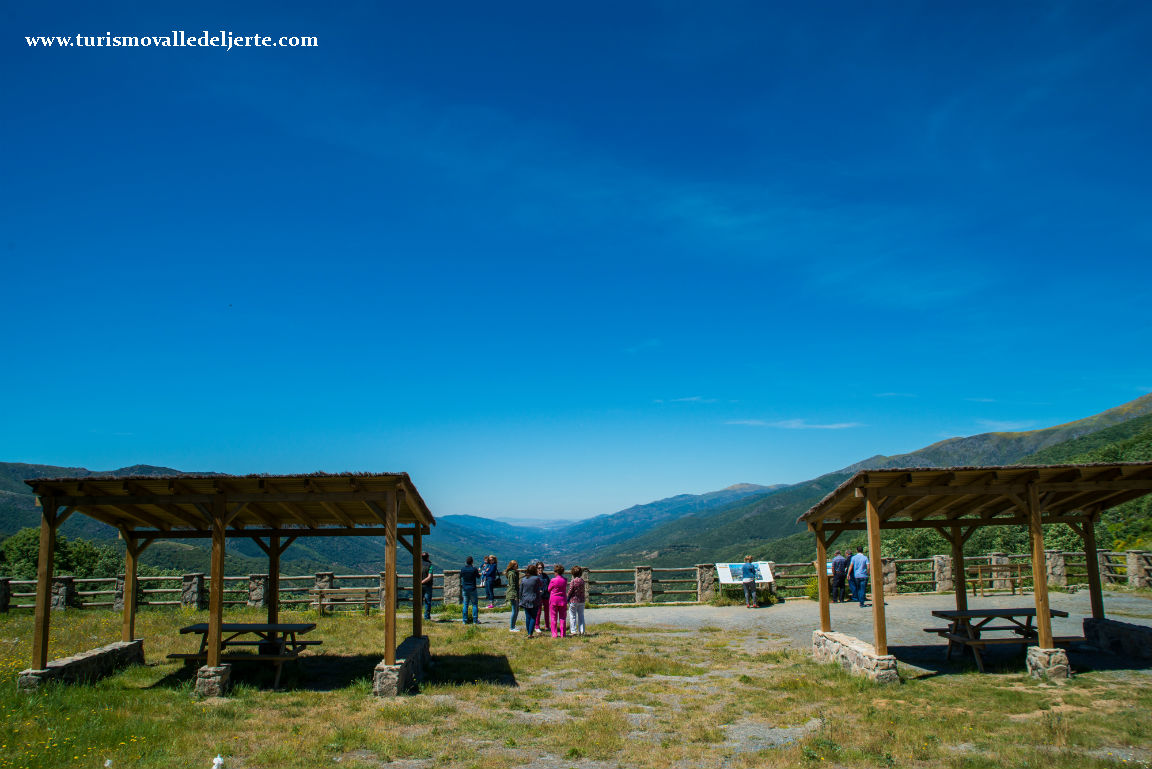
[{"left": 726, "top": 419, "right": 863, "bottom": 430}]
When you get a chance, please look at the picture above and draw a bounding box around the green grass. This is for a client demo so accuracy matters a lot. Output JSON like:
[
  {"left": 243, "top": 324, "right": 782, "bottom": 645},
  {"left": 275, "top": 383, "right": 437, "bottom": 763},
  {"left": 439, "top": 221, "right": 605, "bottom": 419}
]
[{"left": 2, "top": 606, "right": 1151, "bottom": 768}]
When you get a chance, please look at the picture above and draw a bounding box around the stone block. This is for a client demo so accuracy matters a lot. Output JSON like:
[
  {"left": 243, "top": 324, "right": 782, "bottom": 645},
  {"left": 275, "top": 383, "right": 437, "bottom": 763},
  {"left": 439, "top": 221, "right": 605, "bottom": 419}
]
[
  {"left": 1046, "top": 550, "right": 1067, "bottom": 587},
  {"left": 1127, "top": 551, "right": 1151, "bottom": 588},
  {"left": 634, "top": 566, "right": 653, "bottom": 603},
  {"left": 314, "top": 572, "right": 335, "bottom": 592},
  {"left": 114, "top": 574, "right": 145, "bottom": 611},
  {"left": 18, "top": 639, "right": 145, "bottom": 690},
  {"left": 195, "top": 665, "right": 232, "bottom": 697},
  {"left": 1026, "top": 647, "right": 1070, "bottom": 680},
  {"left": 373, "top": 635, "right": 431, "bottom": 696},
  {"left": 181, "top": 573, "right": 206, "bottom": 609},
  {"left": 696, "top": 564, "right": 717, "bottom": 602},
  {"left": 50, "top": 576, "right": 78, "bottom": 610},
  {"left": 812, "top": 631, "right": 899, "bottom": 684},
  {"left": 442, "top": 570, "right": 461, "bottom": 605},
  {"left": 932, "top": 555, "right": 953, "bottom": 592},
  {"left": 990, "top": 553, "right": 1011, "bottom": 590},
  {"left": 881, "top": 557, "right": 897, "bottom": 593},
  {"left": 247, "top": 574, "right": 269, "bottom": 607}
]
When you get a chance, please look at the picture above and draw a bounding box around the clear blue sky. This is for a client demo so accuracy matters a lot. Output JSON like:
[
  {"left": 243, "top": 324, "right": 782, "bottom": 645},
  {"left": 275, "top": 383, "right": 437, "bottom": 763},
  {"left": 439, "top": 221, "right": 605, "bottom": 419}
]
[{"left": 4, "top": 2, "right": 1151, "bottom": 519}]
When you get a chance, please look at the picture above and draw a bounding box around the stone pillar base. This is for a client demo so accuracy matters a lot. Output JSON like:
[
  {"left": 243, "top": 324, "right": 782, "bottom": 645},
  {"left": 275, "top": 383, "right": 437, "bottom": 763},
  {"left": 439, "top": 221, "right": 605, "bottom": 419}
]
[
  {"left": 812, "top": 631, "right": 899, "bottom": 684},
  {"left": 195, "top": 664, "right": 232, "bottom": 697},
  {"left": 17, "top": 639, "right": 144, "bottom": 690},
  {"left": 1026, "top": 647, "right": 1070, "bottom": 679},
  {"left": 372, "top": 636, "right": 431, "bottom": 696}
]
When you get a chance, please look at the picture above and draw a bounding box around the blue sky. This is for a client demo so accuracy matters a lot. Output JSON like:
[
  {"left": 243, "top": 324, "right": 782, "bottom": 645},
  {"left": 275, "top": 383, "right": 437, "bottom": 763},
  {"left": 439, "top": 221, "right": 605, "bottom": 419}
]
[{"left": 4, "top": 1, "right": 1151, "bottom": 518}]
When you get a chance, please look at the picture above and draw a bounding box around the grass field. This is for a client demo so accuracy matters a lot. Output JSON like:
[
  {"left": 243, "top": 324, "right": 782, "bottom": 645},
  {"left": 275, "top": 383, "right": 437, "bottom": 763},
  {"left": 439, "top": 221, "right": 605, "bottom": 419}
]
[{"left": 1, "top": 605, "right": 1151, "bottom": 769}]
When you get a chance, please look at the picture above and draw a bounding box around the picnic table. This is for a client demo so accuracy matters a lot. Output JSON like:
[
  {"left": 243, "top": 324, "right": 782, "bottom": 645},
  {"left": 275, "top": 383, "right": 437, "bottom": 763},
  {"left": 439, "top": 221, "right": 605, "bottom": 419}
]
[
  {"left": 926, "top": 608, "right": 1076, "bottom": 673},
  {"left": 167, "top": 622, "right": 320, "bottom": 688}
]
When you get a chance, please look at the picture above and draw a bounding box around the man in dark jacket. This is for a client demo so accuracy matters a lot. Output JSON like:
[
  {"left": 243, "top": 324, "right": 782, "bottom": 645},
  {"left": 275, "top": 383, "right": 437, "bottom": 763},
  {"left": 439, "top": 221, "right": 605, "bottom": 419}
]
[
  {"left": 830, "top": 550, "right": 848, "bottom": 603},
  {"left": 420, "top": 552, "right": 434, "bottom": 620},
  {"left": 460, "top": 556, "right": 480, "bottom": 624}
]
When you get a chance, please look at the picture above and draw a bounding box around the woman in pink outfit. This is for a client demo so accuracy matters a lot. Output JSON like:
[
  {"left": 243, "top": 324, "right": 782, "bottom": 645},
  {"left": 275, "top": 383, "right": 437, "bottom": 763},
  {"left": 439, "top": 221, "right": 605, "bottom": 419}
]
[{"left": 547, "top": 565, "right": 568, "bottom": 638}]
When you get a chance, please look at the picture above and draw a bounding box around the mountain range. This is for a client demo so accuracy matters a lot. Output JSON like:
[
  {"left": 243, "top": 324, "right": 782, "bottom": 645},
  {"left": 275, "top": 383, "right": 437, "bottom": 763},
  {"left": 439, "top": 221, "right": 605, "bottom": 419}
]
[{"left": 3, "top": 392, "right": 1151, "bottom": 574}]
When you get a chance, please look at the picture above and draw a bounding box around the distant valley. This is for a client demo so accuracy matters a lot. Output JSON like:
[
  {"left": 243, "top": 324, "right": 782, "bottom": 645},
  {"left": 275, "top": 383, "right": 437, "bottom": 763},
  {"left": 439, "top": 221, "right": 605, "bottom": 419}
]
[{"left": 3, "top": 392, "right": 1151, "bottom": 575}]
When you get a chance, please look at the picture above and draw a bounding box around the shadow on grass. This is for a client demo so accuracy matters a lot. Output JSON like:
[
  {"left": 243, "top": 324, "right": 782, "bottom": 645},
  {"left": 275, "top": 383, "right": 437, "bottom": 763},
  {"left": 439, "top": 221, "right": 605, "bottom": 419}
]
[
  {"left": 427, "top": 653, "right": 517, "bottom": 687},
  {"left": 887, "top": 642, "right": 1152, "bottom": 678}
]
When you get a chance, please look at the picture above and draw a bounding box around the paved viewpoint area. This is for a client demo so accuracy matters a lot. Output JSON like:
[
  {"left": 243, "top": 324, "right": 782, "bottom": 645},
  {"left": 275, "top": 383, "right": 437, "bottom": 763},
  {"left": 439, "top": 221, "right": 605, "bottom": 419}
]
[{"left": 590, "top": 590, "right": 1152, "bottom": 674}]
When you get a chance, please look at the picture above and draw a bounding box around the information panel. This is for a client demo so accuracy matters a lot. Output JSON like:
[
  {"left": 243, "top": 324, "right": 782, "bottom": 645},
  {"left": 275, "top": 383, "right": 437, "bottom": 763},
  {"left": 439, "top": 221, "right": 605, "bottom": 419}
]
[{"left": 715, "top": 561, "right": 775, "bottom": 584}]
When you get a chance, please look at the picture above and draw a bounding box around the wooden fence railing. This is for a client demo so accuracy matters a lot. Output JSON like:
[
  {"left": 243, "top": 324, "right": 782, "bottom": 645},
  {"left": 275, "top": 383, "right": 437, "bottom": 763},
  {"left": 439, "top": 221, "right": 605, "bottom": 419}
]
[{"left": 0, "top": 549, "right": 1148, "bottom": 612}]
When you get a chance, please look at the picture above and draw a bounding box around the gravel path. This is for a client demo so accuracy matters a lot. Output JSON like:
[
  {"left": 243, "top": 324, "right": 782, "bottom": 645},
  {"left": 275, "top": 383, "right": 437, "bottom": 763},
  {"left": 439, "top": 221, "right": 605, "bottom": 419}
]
[{"left": 581, "top": 590, "right": 1152, "bottom": 673}]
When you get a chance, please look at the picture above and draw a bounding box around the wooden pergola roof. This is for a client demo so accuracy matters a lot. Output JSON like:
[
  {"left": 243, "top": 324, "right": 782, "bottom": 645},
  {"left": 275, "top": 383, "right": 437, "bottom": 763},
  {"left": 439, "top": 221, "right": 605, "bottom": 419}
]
[
  {"left": 796, "top": 462, "right": 1152, "bottom": 664},
  {"left": 799, "top": 462, "right": 1152, "bottom": 532},
  {"left": 25, "top": 472, "right": 435, "bottom": 537},
  {"left": 23, "top": 472, "right": 436, "bottom": 678}
]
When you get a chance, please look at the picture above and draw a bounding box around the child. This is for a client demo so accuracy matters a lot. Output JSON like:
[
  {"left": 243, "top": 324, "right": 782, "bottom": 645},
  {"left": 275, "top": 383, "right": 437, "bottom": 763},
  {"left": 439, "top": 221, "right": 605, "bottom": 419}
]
[
  {"left": 548, "top": 565, "right": 568, "bottom": 638},
  {"left": 567, "top": 565, "right": 586, "bottom": 636}
]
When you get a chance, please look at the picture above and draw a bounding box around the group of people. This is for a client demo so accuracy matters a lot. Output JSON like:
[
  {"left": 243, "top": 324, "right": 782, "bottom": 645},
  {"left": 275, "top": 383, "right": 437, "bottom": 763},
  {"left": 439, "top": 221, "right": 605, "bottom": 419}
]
[
  {"left": 829, "top": 545, "right": 871, "bottom": 607},
  {"left": 418, "top": 552, "right": 587, "bottom": 637},
  {"left": 506, "top": 560, "right": 586, "bottom": 638}
]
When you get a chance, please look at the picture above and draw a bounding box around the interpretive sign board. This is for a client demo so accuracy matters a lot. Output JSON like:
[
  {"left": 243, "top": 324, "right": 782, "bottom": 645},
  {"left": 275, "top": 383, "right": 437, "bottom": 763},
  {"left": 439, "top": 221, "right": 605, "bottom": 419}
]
[{"left": 716, "top": 561, "right": 775, "bottom": 584}]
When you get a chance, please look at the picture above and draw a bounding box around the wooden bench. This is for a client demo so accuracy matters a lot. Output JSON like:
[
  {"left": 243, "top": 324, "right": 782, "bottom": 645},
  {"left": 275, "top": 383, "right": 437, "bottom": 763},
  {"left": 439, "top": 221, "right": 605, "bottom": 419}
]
[{"left": 311, "top": 587, "right": 376, "bottom": 616}]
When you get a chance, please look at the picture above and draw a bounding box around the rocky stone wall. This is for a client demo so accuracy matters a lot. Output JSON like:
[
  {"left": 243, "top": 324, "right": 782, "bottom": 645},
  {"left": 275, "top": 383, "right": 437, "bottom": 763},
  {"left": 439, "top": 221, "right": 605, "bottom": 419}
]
[
  {"left": 880, "top": 557, "right": 897, "bottom": 593},
  {"left": 442, "top": 570, "right": 461, "bottom": 605},
  {"left": 372, "top": 635, "right": 431, "bottom": 696},
  {"left": 1084, "top": 617, "right": 1152, "bottom": 661},
  {"left": 247, "top": 574, "right": 269, "bottom": 607},
  {"left": 50, "top": 576, "right": 78, "bottom": 610},
  {"left": 181, "top": 573, "right": 206, "bottom": 609},
  {"left": 1045, "top": 550, "right": 1067, "bottom": 587},
  {"left": 195, "top": 665, "right": 232, "bottom": 697},
  {"left": 18, "top": 639, "right": 144, "bottom": 690},
  {"left": 1127, "top": 551, "right": 1151, "bottom": 588},
  {"left": 933, "top": 555, "right": 953, "bottom": 592},
  {"left": 811, "top": 631, "right": 898, "bottom": 684}
]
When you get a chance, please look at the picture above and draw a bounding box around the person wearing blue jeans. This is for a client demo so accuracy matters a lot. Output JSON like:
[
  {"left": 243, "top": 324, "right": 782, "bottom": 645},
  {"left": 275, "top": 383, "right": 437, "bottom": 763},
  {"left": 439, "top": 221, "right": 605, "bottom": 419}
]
[
  {"left": 420, "top": 552, "right": 434, "bottom": 620},
  {"left": 460, "top": 556, "right": 480, "bottom": 624},
  {"left": 849, "top": 546, "right": 869, "bottom": 607},
  {"left": 518, "top": 563, "right": 542, "bottom": 637}
]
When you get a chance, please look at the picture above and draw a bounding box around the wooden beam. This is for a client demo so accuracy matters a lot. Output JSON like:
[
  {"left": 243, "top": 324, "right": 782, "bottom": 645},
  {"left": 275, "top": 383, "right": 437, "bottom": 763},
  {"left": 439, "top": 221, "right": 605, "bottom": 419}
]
[
  {"left": 815, "top": 524, "right": 831, "bottom": 633},
  {"left": 865, "top": 491, "right": 888, "bottom": 655},
  {"left": 277, "top": 501, "right": 319, "bottom": 529},
  {"left": 398, "top": 535, "right": 413, "bottom": 555},
  {"left": 1080, "top": 507, "right": 1105, "bottom": 621},
  {"left": 821, "top": 513, "right": 1093, "bottom": 531},
  {"left": 950, "top": 526, "right": 968, "bottom": 613},
  {"left": 107, "top": 503, "right": 171, "bottom": 531},
  {"left": 1027, "top": 484, "right": 1054, "bottom": 649},
  {"left": 206, "top": 498, "right": 227, "bottom": 668},
  {"left": 122, "top": 533, "right": 140, "bottom": 642},
  {"left": 412, "top": 528, "right": 423, "bottom": 638},
  {"left": 384, "top": 490, "right": 398, "bottom": 666},
  {"left": 363, "top": 500, "right": 389, "bottom": 527},
  {"left": 31, "top": 499, "right": 58, "bottom": 670},
  {"left": 268, "top": 534, "right": 281, "bottom": 630}
]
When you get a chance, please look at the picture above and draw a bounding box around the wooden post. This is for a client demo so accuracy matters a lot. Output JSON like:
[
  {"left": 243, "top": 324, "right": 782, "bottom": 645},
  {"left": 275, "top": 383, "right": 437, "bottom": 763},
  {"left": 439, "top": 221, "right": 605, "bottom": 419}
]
[
  {"left": 268, "top": 535, "right": 280, "bottom": 629},
  {"left": 1081, "top": 515, "right": 1105, "bottom": 621},
  {"left": 950, "top": 527, "right": 968, "bottom": 613},
  {"left": 206, "top": 499, "right": 226, "bottom": 668},
  {"left": 1026, "top": 484, "right": 1054, "bottom": 648},
  {"left": 31, "top": 499, "right": 58, "bottom": 670},
  {"left": 865, "top": 491, "right": 888, "bottom": 655},
  {"left": 384, "top": 490, "right": 398, "bottom": 666},
  {"left": 121, "top": 536, "right": 139, "bottom": 642},
  {"left": 813, "top": 525, "right": 831, "bottom": 633},
  {"left": 412, "top": 528, "right": 423, "bottom": 638}
]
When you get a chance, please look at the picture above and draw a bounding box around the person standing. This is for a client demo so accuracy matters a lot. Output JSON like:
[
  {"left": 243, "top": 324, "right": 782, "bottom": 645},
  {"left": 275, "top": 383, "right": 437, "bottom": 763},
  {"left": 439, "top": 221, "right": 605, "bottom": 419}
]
[
  {"left": 740, "top": 555, "right": 758, "bottom": 608},
  {"left": 482, "top": 555, "right": 500, "bottom": 609},
  {"left": 548, "top": 565, "right": 568, "bottom": 638},
  {"left": 830, "top": 550, "right": 848, "bottom": 604},
  {"left": 849, "top": 546, "right": 870, "bottom": 607},
  {"left": 567, "top": 566, "right": 586, "bottom": 636},
  {"left": 505, "top": 559, "right": 522, "bottom": 632},
  {"left": 460, "top": 556, "right": 481, "bottom": 624},
  {"left": 420, "top": 551, "right": 434, "bottom": 620},
  {"left": 519, "top": 563, "right": 542, "bottom": 637},
  {"left": 534, "top": 560, "right": 550, "bottom": 633}
]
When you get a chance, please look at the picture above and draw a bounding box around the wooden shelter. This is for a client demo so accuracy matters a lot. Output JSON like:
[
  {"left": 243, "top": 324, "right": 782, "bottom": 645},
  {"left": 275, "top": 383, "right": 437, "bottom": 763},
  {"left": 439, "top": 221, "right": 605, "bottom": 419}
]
[
  {"left": 798, "top": 462, "right": 1152, "bottom": 656},
  {"left": 23, "top": 473, "right": 435, "bottom": 673}
]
